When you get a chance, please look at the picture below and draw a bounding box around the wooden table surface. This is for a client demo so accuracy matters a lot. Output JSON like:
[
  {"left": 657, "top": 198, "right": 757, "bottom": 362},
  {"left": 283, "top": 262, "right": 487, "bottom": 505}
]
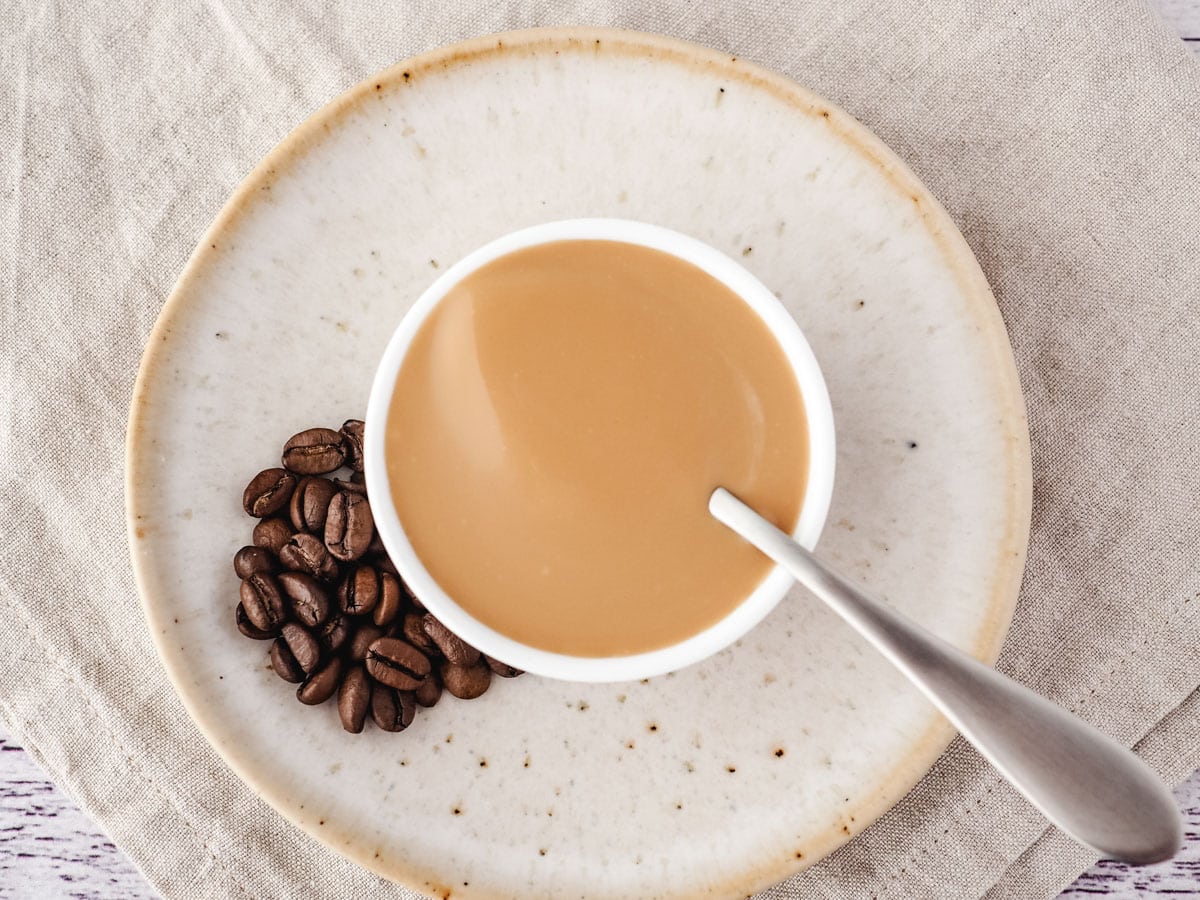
[{"left": 3, "top": 3, "right": 1197, "bottom": 897}]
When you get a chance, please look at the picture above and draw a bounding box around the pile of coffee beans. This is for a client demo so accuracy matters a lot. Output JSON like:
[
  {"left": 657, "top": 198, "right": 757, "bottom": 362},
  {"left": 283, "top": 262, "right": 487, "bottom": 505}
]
[{"left": 235, "top": 420, "right": 521, "bottom": 734}]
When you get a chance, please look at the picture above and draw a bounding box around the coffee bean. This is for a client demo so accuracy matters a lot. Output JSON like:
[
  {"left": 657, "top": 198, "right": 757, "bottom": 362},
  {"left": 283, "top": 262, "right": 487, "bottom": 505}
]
[
  {"left": 243, "top": 468, "right": 297, "bottom": 518},
  {"left": 365, "top": 637, "right": 430, "bottom": 691},
  {"left": 423, "top": 614, "right": 481, "bottom": 667},
  {"left": 279, "top": 533, "right": 339, "bottom": 582},
  {"left": 280, "top": 622, "right": 321, "bottom": 674},
  {"left": 297, "top": 656, "right": 342, "bottom": 705},
  {"left": 333, "top": 477, "right": 367, "bottom": 495},
  {"left": 371, "top": 686, "right": 416, "bottom": 732},
  {"left": 269, "top": 638, "right": 305, "bottom": 683},
  {"left": 234, "top": 545, "right": 277, "bottom": 579},
  {"left": 383, "top": 620, "right": 404, "bottom": 640},
  {"left": 484, "top": 655, "right": 524, "bottom": 678},
  {"left": 403, "top": 580, "right": 425, "bottom": 611},
  {"left": 324, "top": 491, "right": 374, "bottom": 562},
  {"left": 316, "top": 612, "right": 351, "bottom": 655},
  {"left": 252, "top": 517, "right": 294, "bottom": 555},
  {"left": 289, "top": 476, "right": 339, "bottom": 533},
  {"left": 401, "top": 612, "right": 438, "bottom": 655},
  {"left": 281, "top": 428, "right": 346, "bottom": 475},
  {"left": 338, "top": 664, "right": 371, "bottom": 733},
  {"left": 414, "top": 673, "right": 442, "bottom": 708},
  {"left": 348, "top": 624, "right": 384, "bottom": 663},
  {"left": 367, "top": 531, "right": 387, "bottom": 558},
  {"left": 338, "top": 564, "right": 379, "bottom": 616},
  {"left": 236, "top": 603, "right": 276, "bottom": 640},
  {"left": 238, "top": 419, "right": 520, "bottom": 733},
  {"left": 340, "top": 419, "right": 365, "bottom": 472},
  {"left": 441, "top": 659, "right": 492, "bottom": 700},
  {"left": 372, "top": 552, "right": 400, "bottom": 578},
  {"left": 239, "top": 574, "right": 287, "bottom": 632},
  {"left": 276, "top": 571, "right": 330, "bottom": 628},
  {"left": 373, "top": 572, "right": 402, "bottom": 627}
]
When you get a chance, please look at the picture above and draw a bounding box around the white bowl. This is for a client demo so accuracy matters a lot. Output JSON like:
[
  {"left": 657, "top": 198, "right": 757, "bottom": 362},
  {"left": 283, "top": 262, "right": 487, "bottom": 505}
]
[{"left": 364, "top": 218, "right": 835, "bottom": 682}]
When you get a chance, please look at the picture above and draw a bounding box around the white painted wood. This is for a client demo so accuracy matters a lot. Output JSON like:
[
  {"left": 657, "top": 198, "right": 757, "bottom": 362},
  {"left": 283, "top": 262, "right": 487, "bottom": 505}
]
[
  {"left": 0, "top": 732, "right": 156, "bottom": 898},
  {"left": 1155, "top": 0, "right": 1200, "bottom": 39}
]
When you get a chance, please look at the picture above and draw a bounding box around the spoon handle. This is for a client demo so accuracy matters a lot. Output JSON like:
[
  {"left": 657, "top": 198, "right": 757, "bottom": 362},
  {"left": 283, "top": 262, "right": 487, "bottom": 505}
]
[{"left": 709, "top": 488, "right": 1181, "bottom": 864}]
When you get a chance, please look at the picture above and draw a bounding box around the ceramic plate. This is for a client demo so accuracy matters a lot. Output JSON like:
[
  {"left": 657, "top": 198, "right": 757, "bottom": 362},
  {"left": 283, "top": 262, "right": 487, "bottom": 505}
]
[{"left": 127, "top": 28, "right": 1031, "bottom": 899}]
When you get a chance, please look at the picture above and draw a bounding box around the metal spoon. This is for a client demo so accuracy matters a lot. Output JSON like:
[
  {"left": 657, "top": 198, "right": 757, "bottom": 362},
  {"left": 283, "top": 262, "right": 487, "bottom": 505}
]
[{"left": 709, "top": 487, "right": 1181, "bottom": 864}]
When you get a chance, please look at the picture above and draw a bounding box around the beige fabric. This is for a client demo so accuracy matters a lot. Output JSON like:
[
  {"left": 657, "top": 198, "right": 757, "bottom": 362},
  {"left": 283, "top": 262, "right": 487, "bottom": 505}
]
[{"left": 2, "top": 1, "right": 1198, "bottom": 898}]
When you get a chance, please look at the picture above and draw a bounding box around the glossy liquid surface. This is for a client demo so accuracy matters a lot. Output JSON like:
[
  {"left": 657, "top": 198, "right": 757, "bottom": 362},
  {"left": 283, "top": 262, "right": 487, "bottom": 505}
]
[{"left": 386, "top": 240, "right": 807, "bottom": 657}]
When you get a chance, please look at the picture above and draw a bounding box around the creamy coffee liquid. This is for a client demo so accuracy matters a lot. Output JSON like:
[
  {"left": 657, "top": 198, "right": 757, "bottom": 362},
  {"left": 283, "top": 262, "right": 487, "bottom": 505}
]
[{"left": 386, "top": 240, "right": 807, "bottom": 657}]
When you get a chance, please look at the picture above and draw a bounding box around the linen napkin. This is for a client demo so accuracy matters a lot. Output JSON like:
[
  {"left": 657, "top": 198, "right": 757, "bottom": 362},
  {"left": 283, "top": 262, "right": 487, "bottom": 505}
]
[{"left": 1, "top": 1, "right": 1197, "bottom": 898}]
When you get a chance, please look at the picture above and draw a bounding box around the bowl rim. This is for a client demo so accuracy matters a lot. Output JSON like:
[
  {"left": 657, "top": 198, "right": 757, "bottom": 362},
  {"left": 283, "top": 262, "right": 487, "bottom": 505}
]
[{"left": 363, "top": 217, "right": 837, "bottom": 682}]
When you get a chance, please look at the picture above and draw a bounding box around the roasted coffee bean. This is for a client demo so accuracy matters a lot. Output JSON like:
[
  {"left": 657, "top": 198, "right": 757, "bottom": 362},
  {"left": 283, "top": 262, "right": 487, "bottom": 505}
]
[
  {"left": 365, "top": 637, "right": 430, "bottom": 691},
  {"left": 316, "top": 612, "right": 351, "bottom": 655},
  {"left": 236, "top": 603, "right": 276, "bottom": 640},
  {"left": 484, "top": 655, "right": 524, "bottom": 678},
  {"left": 234, "top": 545, "right": 277, "bottom": 578},
  {"left": 243, "top": 468, "right": 297, "bottom": 517},
  {"left": 400, "top": 579, "right": 425, "bottom": 610},
  {"left": 252, "top": 517, "right": 294, "bottom": 555},
  {"left": 340, "top": 419, "right": 365, "bottom": 472},
  {"left": 414, "top": 673, "right": 442, "bottom": 708},
  {"left": 373, "top": 572, "right": 402, "bottom": 627},
  {"left": 279, "top": 533, "right": 339, "bottom": 582},
  {"left": 367, "top": 531, "right": 387, "bottom": 558},
  {"left": 269, "top": 638, "right": 305, "bottom": 683},
  {"left": 401, "top": 612, "right": 438, "bottom": 655},
  {"left": 441, "top": 659, "right": 492, "bottom": 700},
  {"left": 238, "top": 419, "right": 522, "bottom": 731},
  {"left": 276, "top": 571, "right": 330, "bottom": 628},
  {"left": 423, "top": 614, "right": 481, "bottom": 667},
  {"left": 281, "top": 428, "right": 346, "bottom": 475},
  {"left": 324, "top": 491, "right": 374, "bottom": 561},
  {"left": 280, "top": 622, "right": 321, "bottom": 674},
  {"left": 239, "top": 574, "right": 287, "bottom": 632},
  {"left": 338, "top": 664, "right": 371, "bottom": 733},
  {"left": 333, "top": 477, "right": 367, "bottom": 496},
  {"left": 289, "top": 476, "right": 339, "bottom": 533},
  {"left": 371, "top": 686, "right": 416, "bottom": 732},
  {"left": 338, "top": 564, "right": 380, "bottom": 616},
  {"left": 348, "top": 624, "right": 384, "bottom": 663},
  {"left": 372, "top": 552, "right": 400, "bottom": 578},
  {"left": 297, "top": 656, "right": 342, "bottom": 705}
]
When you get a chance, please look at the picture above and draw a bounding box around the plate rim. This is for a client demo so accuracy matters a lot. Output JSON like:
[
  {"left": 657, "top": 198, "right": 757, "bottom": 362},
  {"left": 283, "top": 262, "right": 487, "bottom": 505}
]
[{"left": 125, "top": 25, "right": 1033, "bottom": 898}]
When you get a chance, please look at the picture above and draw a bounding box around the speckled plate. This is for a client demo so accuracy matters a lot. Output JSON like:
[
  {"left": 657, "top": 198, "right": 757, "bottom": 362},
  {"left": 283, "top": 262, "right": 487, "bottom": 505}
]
[{"left": 126, "top": 27, "right": 1031, "bottom": 900}]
